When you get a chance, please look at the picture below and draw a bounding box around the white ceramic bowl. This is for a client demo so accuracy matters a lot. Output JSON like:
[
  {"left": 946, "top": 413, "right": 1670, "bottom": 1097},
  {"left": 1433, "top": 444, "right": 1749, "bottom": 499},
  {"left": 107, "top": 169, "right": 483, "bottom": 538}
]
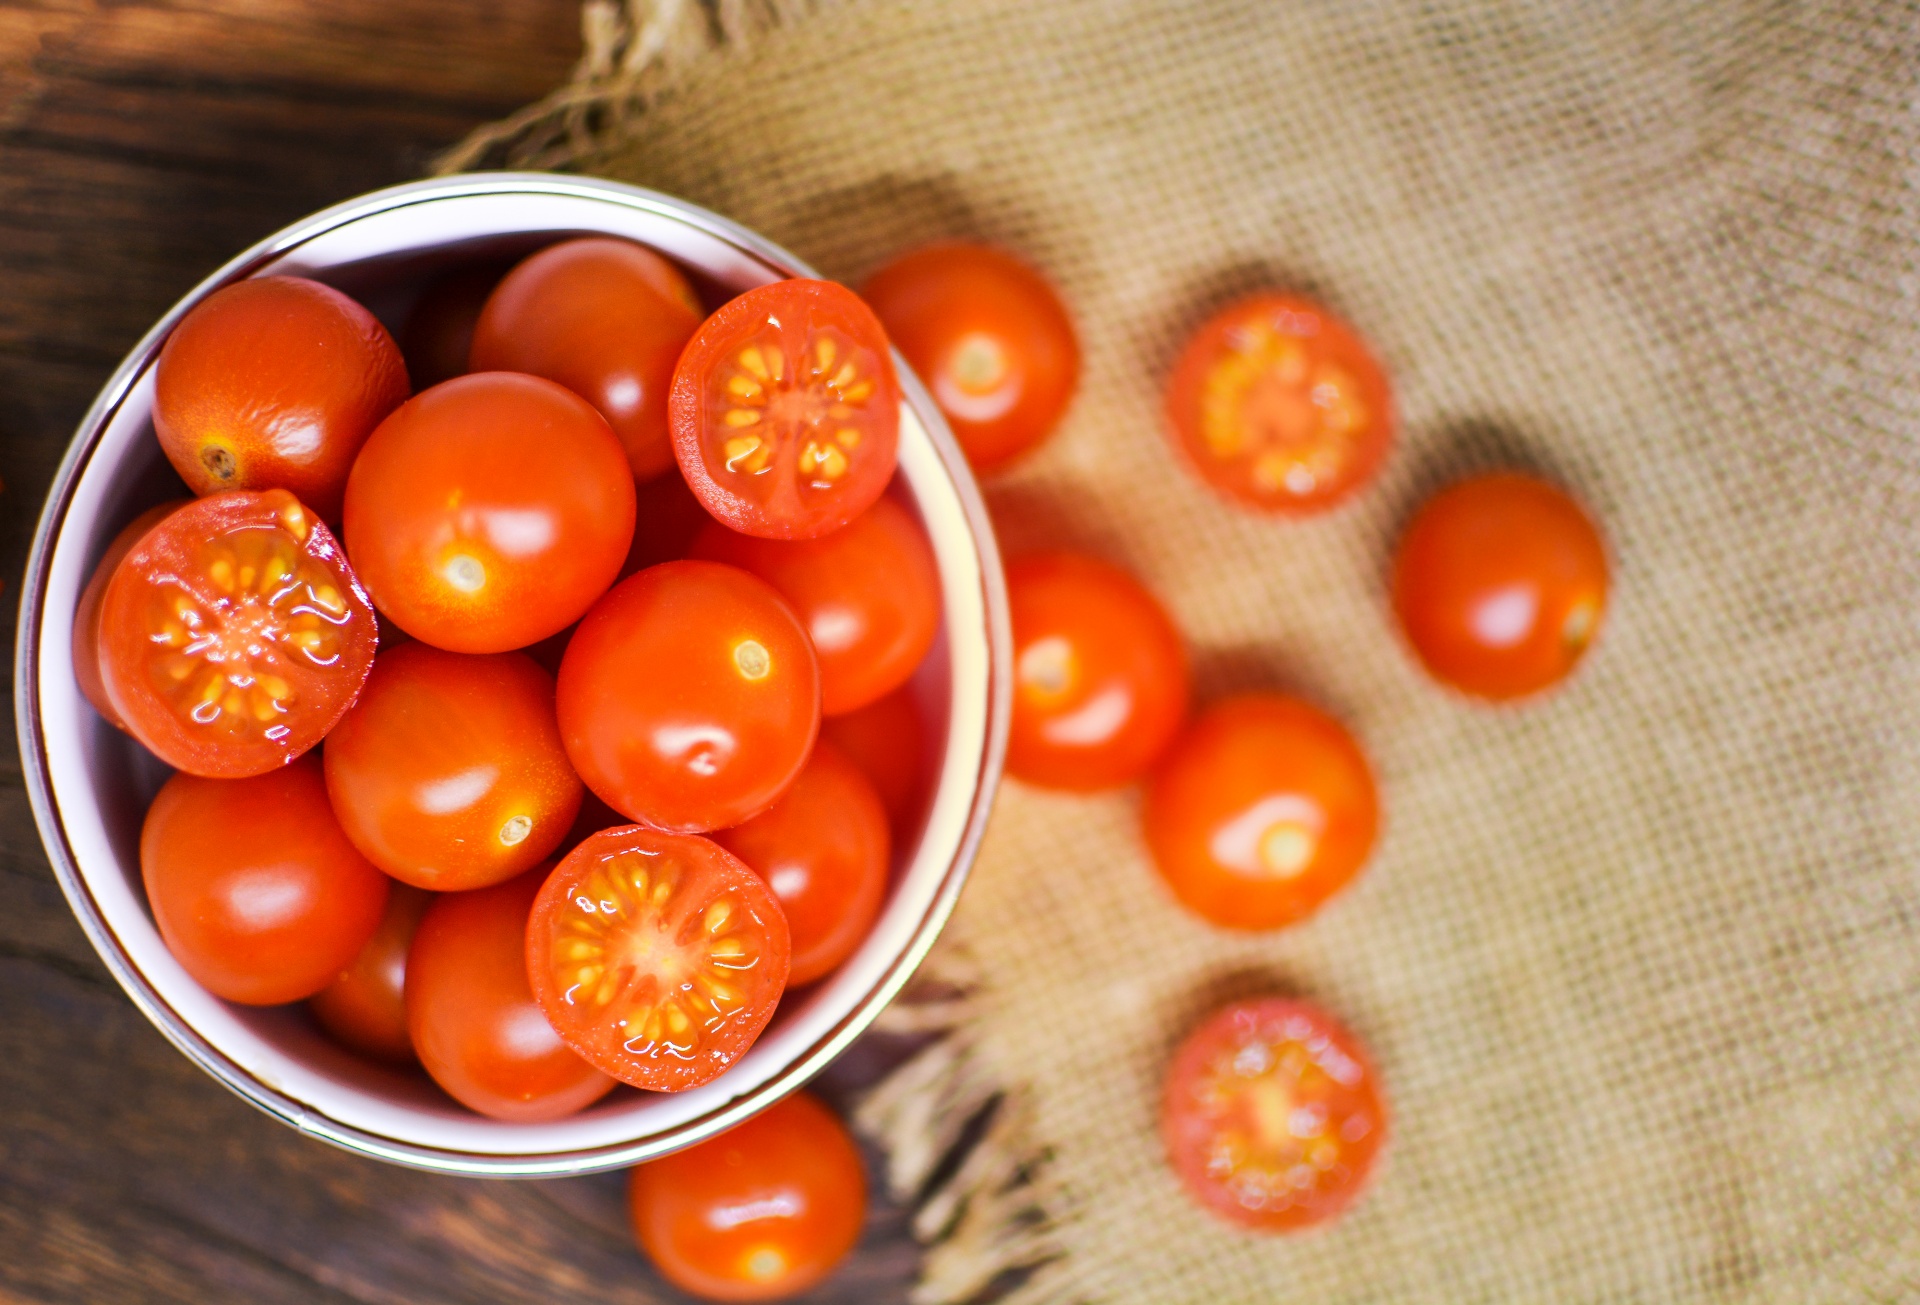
[{"left": 14, "top": 174, "right": 1010, "bottom": 1175}]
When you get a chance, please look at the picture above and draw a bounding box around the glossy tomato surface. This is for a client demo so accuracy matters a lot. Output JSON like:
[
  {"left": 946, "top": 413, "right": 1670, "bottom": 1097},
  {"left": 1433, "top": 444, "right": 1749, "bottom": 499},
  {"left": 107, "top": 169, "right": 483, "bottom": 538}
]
[
  {"left": 323, "top": 642, "right": 583, "bottom": 891},
  {"left": 821, "top": 685, "right": 930, "bottom": 836},
  {"left": 1165, "top": 294, "right": 1392, "bottom": 514},
  {"left": 310, "top": 883, "right": 433, "bottom": 1064},
  {"left": 630, "top": 1091, "right": 866, "bottom": 1301},
  {"left": 406, "top": 868, "right": 615, "bottom": 1121},
  {"left": 691, "top": 496, "right": 938, "bottom": 715},
  {"left": 557, "top": 560, "right": 819, "bottom": 833},
  {"left": 1392, "top": 472, "right": 1608, "bottom": 701},
  {"left": 400, "top": 261, "right": 509, "bottom": 390},
  {"left": 72, "top": 499, "right": 189, "bottom": 731},
  {"left": 99, "top": 490, "right": 377, "bottom": 778},
  {"left": 716, "top": 741, "right": 890, "bottom": 987},
  {"left": 861, "top": 242, "right": 1078, "bottom": 473},
  {"left": 141, "top": 756, "right": 390, "bottom": 1005},
  {"left": 1144, "top": 695, "right": 1377, "bottom": 931},
  {"left": 671, "top": 279, "right": 899, "bottom": 540},
  {"left": 526, "top": 827, "right": 791, "bottom": 1092},
  {"left": 1164, "top": 998, "right": 1387, "bottom": 1232},
  {"left": 343, "top": 371, "right": 636, "bottom": 653},
  {"left": 1006, "top": 553, "right": 1188, "bottom": 791},
  {"left": 154, "top": 276, "right": 409, "bottom": 522}
]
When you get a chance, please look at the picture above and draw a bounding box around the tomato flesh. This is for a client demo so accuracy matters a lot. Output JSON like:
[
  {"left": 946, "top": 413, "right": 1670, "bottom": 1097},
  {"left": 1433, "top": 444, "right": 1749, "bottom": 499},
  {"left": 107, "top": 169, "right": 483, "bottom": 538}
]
[
  {"left": 310, "top": 883, "right": 433, "bottom": 1064},
  {"left": 72, "top": 499, "right": 190, "bottom": 731}
]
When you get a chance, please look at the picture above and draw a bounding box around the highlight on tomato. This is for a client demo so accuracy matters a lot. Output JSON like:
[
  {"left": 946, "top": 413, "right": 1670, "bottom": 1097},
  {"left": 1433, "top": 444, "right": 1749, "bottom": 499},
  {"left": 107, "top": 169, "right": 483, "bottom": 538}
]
[
  {"left": 310, "top": 883, "right": 433, "bottom": 1064},
  {"left": 71, "top": 498, "right": 190, "bottom": 732}
]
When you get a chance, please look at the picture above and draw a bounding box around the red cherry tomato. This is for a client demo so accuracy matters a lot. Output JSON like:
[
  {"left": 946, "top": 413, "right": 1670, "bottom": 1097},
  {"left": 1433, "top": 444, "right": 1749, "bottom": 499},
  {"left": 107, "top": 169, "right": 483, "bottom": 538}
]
[
  {"left": 1392, "top": 472, "right": 1608, "bottom": 700},
  {"left": 99, "top": 490, "right": 377, "bottom": 778},
  {"left": 400, "top": 261, "right": 510, "bottom": 390},
  {"left": 1006, "top": 553, "right": 1188, "bottom": 791},
  {"left": 154, "top": 276, "right": 409, "bottom": 522},
  {"left": 1144, "top": 695, "right": 1378, "bottom": 931},
  {"left": 1163, "top": 998, "right": 1387, "bottom": 1232},
  {"left": 310, "top": 883, "right": 433, "bottom": 1064},
  {"left": 526, "top": 827, "right": 791, "bottom": 1092},
  {"left": 343, "top": 371, "right": 636, "bottom": 653},
  {"left": 557, "top": 560, "right": 819, "bottom": 833},
  {"left": 1165, "top": 294, "right": 1392, "bottom": 514},
  {"left": 406, "top": 868, "right": 616, "bottom": 1120},
  {"left": 630, "top": 1091, "right": 866, "bottom": 1301},
  {"left": 715, "top": 741, "right": 890, "bottom": 987},
  {"left": 671, "top": 279, "right": 900, "bottom": 541},
  {"left": 322, "top": 642, "right": 583, "bottom": 891},
  {"left": 820, "top": 685, "right": 930, "bottom": 836},
  {"left": 471, "top": 237, "right": 705, "bottom": 483},
  {"left": 626, "top": 469, "right": 713, "bottom": 575},
  {"left": 71, "top": 499, "right": 190, "bottom": 731},
  {"left": 690, "top": 497, "right": 939, "bottom": 715},
  {"left": 140, "top": 756, "right": 390, "bottom": 1005},
  {"left": 861, "top": 242, "right": 1079, "bottom": 473}
]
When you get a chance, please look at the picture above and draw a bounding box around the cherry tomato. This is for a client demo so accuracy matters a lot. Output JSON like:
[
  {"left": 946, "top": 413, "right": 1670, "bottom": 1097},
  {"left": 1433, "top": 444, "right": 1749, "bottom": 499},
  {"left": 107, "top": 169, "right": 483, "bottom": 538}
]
[
  {"left": 99, "top": 490, "right": 377, "bottom": 778},
  {"left": 630, "top": 1091, "right": 866, "bottom": 1301},
  {"left": 1163, "top": 998, "right": 1387, "bottom": 1232},
  {"left": 471, "top": 237, "right": 704, "bottom": 483},
  {"left": 526, "top": 826, "right": 790, "bottom": 1092},
  {"left": 343, "top": 371, "right": 636, "bottom": 654},
  {"left": 154, "top": 276, "right": 409, "bottom": 522},
  {"left": 400, "top": 261, "right": 509, "bottom": 390},
  {"left": 690, "top": 497, "right": 939, "bottom": 715},
  {"left": 406, "top": 868, "right": 616, "bottom": 1120},
  {"left": 557, "top": 560, "right": 819, "bottom": 833},
  {"left": 626, "top": 468, "right": 713, "bottom": 575},
  {"left": 715, "top": 742, "right": 890, "bottom": 987},
  {"left": 140, "top": 755, "right": 390, "bottom": 1005},
  {"left": 71, "top": 499, "right": 190, "bottom": 731},
  {"left": 1391, "top": 472, "right": 1608, "bottom": 700},
  {"left": 1165, "top": 294, "right": 1392, "bottom": 514},
  {"left": 1006, "top": 553, "right": 1188, "bottom": 791},
  {"left": 310, "top": 883, "right": 433, "bottom": 1064},
  {"left": 820, "top": 685, "right": 930, "bottom": 836},
  {"left": 671, "top": 279, "right": 899, "bottom": 541},
  {"left": 322, "top": 642, "right": 583, "bottom": 891},
  {"left": 861, "top": 242, "right": 1078, "bottom": 473},
  {"left": 1144, "top": 695, "right": 1378, "bottom": 931}
]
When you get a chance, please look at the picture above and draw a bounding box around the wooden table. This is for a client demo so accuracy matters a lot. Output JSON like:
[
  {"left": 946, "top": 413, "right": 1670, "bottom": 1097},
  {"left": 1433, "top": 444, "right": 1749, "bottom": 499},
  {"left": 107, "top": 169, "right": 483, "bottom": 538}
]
[{"left": 0, "top": 4, "right": 919, "bottom": 1299}]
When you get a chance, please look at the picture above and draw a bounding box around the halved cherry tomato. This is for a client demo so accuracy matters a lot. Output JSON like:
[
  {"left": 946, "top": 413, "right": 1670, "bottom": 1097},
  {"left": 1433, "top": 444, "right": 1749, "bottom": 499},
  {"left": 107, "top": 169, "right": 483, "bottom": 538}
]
[
  {"left": 715, "top": 741, "right": 890, "bottom": 987},
  {"left": 343, "top": 371, "right": 636, "bottom": 653},
  {"left": 322, "top": 642, "right": 583, "bottom": 891},
  {"left": 154, "top": 276, "right": 409, "bottom": 522},
  {"left": 406, "top": 868, "right": 616, "bottom": 1120},
  {"left": 1144, "top": 695, "right": 1377, "bottom": 931},
  {"left": 670, "top": 279, "right": 899, "bottom": 541},
  {"left": 1165, "top": 294, "right": 1392, "bottom": 514},
  {"left": 1163, "top": 998, "right": 1387, "bottom": 1232},
  {"left": 310, "top": 883, "right": 433, "bottom": 1064},
  {"left": 72, "top": 498, "right": 190, "bottom": 731},
  {"left": 1007, "top": 553, "right": 1188, "bottom": 791},
  {"left": 821, "top": 685, "right": 930, "bottom": 837},
  {"left": 400, "top": 261, "right": 510, "bottom": 390},
  {"left": 557, "top": 560, "right": 819, "bottom": 833},
  {"left": 691, "top": 497, "right": 938, "bottom": 715},
  {"left": 526, "top": 826, "right": 791, "bottom": 1092},
  {"left": 141, "top": 755, "right": 390, "bottom": 1005},
  {"left": 861, "top": 242, "right": 1079, "bottom": 473},
  {"left": 471, "top": 237, "right": 704, "bottom": 483},
  {"left": 1391, "top": 472, "right": 1608, "bottom": 700},
  {"left": 630, "top": 1091, "right": 866, "bottom": 1301},
  {"left": 99, "top": 489, "right": 377, "bottom": 778}
]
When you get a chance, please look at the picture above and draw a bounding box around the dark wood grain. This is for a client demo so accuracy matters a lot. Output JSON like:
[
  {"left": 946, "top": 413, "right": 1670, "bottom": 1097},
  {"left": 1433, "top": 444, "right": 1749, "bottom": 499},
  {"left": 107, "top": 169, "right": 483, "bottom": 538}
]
[{"left": 0, "top": 5, "right": 920, "bottom": 1301}]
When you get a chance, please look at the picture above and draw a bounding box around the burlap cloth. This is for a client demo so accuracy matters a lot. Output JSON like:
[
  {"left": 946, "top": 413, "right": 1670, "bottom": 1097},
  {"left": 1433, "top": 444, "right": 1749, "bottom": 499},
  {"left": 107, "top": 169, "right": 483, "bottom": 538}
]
[{"left": 448, "top": 2, "right": 1920, "bottom": 1299}]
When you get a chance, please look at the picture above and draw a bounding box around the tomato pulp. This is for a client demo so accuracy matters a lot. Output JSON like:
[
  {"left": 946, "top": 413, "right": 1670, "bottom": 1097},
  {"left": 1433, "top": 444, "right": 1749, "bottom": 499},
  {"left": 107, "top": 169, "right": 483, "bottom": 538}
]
[{"left": 71, "top": 499, "right": 190, "bottom": 731}]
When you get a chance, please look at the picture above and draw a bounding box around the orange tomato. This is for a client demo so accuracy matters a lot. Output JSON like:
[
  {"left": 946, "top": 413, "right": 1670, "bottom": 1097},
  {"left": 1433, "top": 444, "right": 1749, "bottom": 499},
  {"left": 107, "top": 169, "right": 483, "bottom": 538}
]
[
  {"left": 310, "top": 883, "right": 433, "bottom": 1064},
  {"left": 70, "top": 499, "right": 189, "bottom": 731},
  {"left": 820, "top": 685, "right": 931, "bottom": 837}
]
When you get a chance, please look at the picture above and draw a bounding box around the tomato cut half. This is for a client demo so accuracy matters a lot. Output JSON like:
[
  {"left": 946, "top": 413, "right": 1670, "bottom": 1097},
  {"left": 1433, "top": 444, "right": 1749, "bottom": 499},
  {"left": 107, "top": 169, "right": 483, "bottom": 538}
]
[
  {"left": 72, "top": 498, "right": 191, "bottom": 731},
  {"left": 99, "top": 489, "right": 377, "bottom": 777},
  {"left": 527, "top": 827, "right": 791, "bottom": 1092},
  {"left": 671, "top": 279, "right": 900, "bottom": 540}
]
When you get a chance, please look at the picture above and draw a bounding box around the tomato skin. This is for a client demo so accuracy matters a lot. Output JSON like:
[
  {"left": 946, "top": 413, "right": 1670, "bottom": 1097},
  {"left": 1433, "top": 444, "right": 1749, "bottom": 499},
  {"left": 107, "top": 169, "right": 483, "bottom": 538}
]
[
  {"left": 154, "top": 276, "right": 409, "bottom": 522},
  {"left": 310, "top": 883, "right": 433, "bottom": 1064},
  {"left": 625, "top": 469, "right": 713, "bottom": 576},
  {"left": 342, "top": 371, "right": 636, "bottom": 654},
  {"left": 1144, "top": 695, "right": 1377, "bottom": 931},
  {"left": 400, "top": 261, "right": 510, "bottom": 390},
  {"left": 322, "top": 642, "right": 583, "bottom": 891},
  {"left": 690, "top": 497, "right": 939, "bottom": 716},
  {"left": 140, "top": 755, "right": 390, "bottom": 1005},
  {"left": 821, "top": 685, "right": 930, "bottom": 836},
  {"left": 557, "top": 560, "right": 820, "bottom": 834},
  {"left": 72, "top": 499, "right": 191, "bottom": 731},
  {"left": 715, "top": 741, "right": 890, "bottom": 987},
  {"left": 1163, "top": 998, "right": 1387, "bottom": 1233},
  {"left": 1006, "top": 553, "right": 1189, "bottom": 791},
  {"left": 629, "top": 1091, "right": 866, "bottom": 1301},
  {"left": 1391, "top": 472, "right": 1608, "bottom": 700},
  {"left": 99, "top": 489, "right": 378, "bottom": 778},
  {"left": 406, "top": 868, "right": 616, "bottom": 1121},
  {"left": 861, "top": 242, "right": 1079, "bottom": 473}
]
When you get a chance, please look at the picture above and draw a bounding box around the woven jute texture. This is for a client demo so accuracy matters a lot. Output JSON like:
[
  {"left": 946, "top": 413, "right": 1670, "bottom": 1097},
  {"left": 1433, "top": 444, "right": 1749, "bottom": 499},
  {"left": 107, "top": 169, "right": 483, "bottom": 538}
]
[{"left": 454, "top": 2, "right": 1920, "bottom": 1299}]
